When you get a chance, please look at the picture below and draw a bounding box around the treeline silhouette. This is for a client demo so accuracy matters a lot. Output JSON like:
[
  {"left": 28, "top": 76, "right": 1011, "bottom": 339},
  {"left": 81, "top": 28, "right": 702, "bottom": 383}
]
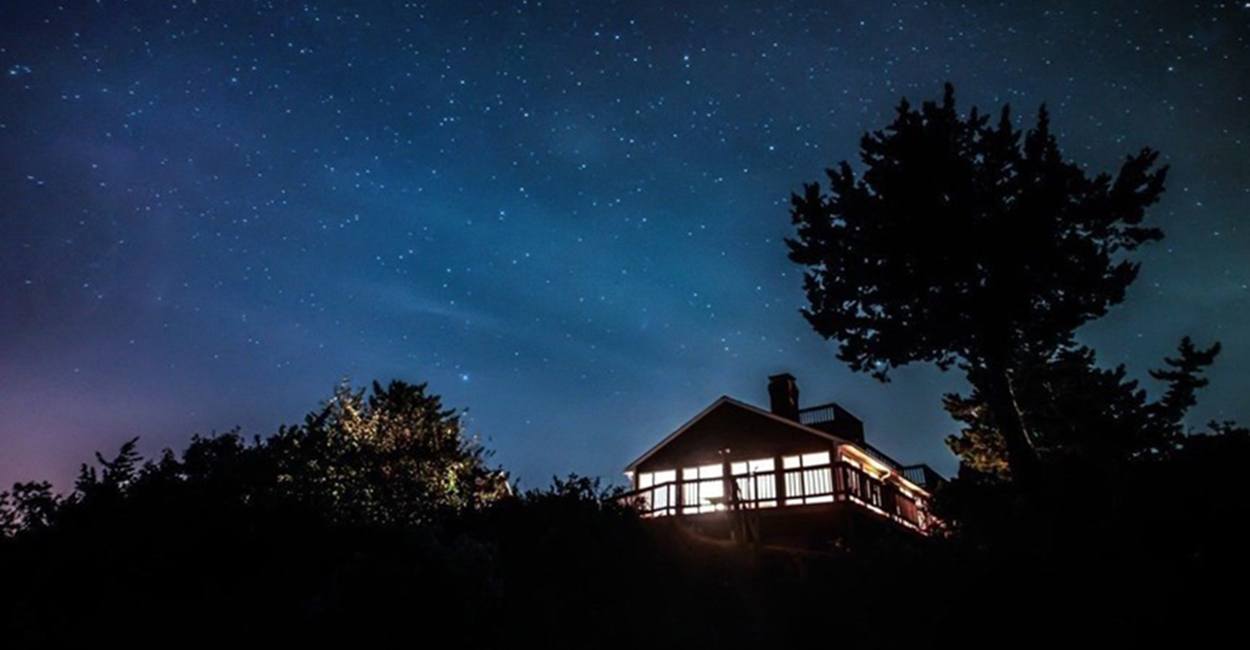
[{"left": 3, "top": 378, "right": 1248, "bottom": 646}]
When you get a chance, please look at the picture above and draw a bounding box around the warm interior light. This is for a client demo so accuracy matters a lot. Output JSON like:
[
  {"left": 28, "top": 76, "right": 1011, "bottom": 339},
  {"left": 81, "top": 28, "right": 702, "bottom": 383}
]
[
  {"left": 631, "top": 448, "right": 929, "bottom": 532},
  {"left": 839, "top": 445, "right": 928, "bottom": 496},
  {"left": 801, "top": 451, "right": 831, "bottom": 466}
]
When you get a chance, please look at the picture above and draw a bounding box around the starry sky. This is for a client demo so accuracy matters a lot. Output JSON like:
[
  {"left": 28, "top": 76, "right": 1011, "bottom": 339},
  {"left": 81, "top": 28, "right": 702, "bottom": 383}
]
[{"left": 2, "top": 1, "right": 1248, "bottom": 492}]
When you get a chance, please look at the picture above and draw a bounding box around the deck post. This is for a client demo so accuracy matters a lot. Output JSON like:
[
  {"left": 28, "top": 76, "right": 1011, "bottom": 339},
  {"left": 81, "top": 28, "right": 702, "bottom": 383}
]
[
  {"left": 774, "top": 455, "right": 785, "bottom": 505},
  {"left": 674, "top": 471, "right": 684, "bottom": 515}
]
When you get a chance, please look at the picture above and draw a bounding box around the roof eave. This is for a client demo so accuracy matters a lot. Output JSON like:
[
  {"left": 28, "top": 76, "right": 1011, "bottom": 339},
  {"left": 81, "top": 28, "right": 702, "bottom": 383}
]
[{"left": 622, "top": 395, "right": 853, "bottom": 472}]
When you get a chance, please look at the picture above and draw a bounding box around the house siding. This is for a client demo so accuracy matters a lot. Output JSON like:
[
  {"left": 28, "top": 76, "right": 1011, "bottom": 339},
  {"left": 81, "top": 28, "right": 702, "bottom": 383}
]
[{"left": 634, "top": 401, "right": 839, "bottom": 477}]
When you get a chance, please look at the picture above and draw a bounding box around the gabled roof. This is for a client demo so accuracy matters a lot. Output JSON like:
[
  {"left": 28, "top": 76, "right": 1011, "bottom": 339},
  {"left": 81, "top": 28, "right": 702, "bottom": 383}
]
[{"left": 623, "top": 395, "right": 853, "bottom": 473}]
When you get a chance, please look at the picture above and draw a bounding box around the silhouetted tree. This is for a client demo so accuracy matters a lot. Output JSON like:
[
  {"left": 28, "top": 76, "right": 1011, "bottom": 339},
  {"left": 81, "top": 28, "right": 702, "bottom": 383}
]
[
  {"left": 787, "top": 83, "right": 1167, "bottom": 483},
  {"left": 73, "top": 436, "right": 142, "bottom": 502},
  {"left": 0, "top": 481, "right": 59, "bottom": 537},
  {"left": 946, "top": 338, "right": 1222, "bottom": 475},
  {"left": 0, "top": 379, "right": 517, "bottom": 645},
  {"left": 0, "top": 380, "right": 509, "bottom": 540},
  {"left": 4, "top": 373, "right": 1250, "bottom": 645},
  {"left": 263, "top": 380, "right": 510, "bottom": 525}
]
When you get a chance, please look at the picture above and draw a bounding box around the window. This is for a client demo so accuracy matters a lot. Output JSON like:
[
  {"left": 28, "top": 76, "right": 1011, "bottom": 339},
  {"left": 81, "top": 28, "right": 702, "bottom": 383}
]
[
  {"left": 730, "top": 458, "right": 776, "bottom": 507},
  {"left": 637, "top": 470, "right": 677, "bottom": 516},
  {"left": 682, "top": 464, "right": 725, "bottom": 514},
  {"left": 782, "top": 451, "right": 834, "bottom": 505},
  {"left": 652, "top": 481, "right": 674, "bottom": 516},
  {"left": 844, "top": 467, "right": 861, "bottom": 498},
  {"left": 864, "top": 479, "right": 882, "bottom": 508},
  {"left": 729, "top": 458, "right": 775, "bottom": 476},
  {"left": 801, "top": 451, "right": 831, "bottom": 467}
]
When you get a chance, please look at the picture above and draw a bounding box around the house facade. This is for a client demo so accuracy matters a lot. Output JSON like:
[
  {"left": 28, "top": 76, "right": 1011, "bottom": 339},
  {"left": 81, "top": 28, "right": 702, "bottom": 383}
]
[{"left": 622, "top": 374, "right": 941, "bottom": 547}]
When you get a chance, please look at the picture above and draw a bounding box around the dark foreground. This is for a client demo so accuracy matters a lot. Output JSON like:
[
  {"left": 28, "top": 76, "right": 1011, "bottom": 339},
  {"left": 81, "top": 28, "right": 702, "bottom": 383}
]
[
  {"left": 3, "top": 459, "right": 1248, "bottom": 648},
  {"left": 3, "top": 381, "right": 1248, "bottom": 647}
]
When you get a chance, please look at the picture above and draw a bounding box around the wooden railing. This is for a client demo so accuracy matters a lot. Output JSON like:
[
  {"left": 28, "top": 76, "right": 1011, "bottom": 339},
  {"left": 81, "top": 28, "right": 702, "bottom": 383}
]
[{"left": 619, "top": 461, "right": 929, "bottom": 532}]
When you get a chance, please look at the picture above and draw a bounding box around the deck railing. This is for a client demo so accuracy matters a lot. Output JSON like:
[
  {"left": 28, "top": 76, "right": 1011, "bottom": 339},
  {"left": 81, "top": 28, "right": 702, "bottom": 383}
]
[{"left": 619, "top": 461, "right": 928, "bottom": 532}]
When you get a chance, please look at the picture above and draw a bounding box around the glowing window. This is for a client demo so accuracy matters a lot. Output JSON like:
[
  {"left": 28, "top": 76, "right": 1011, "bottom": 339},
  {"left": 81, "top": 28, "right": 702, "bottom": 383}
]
[
  {"left": 681, "top": 463, "right": 726, "bottom": 513},
  {"left": 729, "top": 457, "right": 777, "bottom": 507},
  {"left": 801, "top": 451, "right": 831, "bottom": 467},
  {"left": 845, "top": 467, "right": 862, "bottom": 496},
  {"left": 783, "top": 450, "right": 834, "bottom": 505},
  {"left": 637, "top": 469, "right": 678, "bottom": 517},
  {"left": 652, "top": 482, "right": 673, "bottom": 516},
  {"left": 865, "top": 481, "right": 882, "bottom": 507},
  {"left": 731, "top": 458, "right": 775, "bottom": 475},
  {"left": 803, "top": 465, "right": 832, "bottom": 499},
  {"left": 636, "top": 470, "right": 678, "bottom": 516}
]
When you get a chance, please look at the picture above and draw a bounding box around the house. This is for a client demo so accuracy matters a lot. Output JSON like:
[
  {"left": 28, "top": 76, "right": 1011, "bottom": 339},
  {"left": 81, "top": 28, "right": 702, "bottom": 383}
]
[{"left": 621, "top": 373, "right": 942, "bottom": 548}]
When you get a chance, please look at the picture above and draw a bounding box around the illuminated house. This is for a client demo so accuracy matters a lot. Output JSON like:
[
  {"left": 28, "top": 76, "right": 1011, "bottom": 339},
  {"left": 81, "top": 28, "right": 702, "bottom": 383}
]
[{"left": 622, "top": 374, "right": 942, "bottom": 547}]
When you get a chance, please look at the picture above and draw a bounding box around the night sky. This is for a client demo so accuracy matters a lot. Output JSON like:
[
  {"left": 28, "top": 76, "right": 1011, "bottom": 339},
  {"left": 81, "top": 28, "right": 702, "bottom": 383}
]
[{"left": 2, "top": 1, "right": 1248, "bottom": 492}]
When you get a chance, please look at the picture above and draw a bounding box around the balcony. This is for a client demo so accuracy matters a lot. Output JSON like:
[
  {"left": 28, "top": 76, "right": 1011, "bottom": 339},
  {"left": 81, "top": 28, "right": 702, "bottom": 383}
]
[{"left": 618, "top": 460, "right": 930, "bottom": 534}]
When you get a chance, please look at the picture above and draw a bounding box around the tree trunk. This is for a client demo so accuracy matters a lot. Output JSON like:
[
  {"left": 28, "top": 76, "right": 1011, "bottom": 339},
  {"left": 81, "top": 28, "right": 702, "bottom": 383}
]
[{"left": 983, "top": 359, "right": 1041, "bottom": 486}]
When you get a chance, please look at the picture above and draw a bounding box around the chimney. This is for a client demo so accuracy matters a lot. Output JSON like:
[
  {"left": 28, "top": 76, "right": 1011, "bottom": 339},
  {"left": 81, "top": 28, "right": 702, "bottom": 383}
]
[{"left": 767, "top": 373, "right": 800, "bottom": 421}]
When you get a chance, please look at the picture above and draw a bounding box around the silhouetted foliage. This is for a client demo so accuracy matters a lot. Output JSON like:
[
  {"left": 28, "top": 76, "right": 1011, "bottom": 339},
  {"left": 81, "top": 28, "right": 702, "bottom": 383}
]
[
  {"left": 787, "top": 83, "right": 1168, "bottom": 482},
  {"left": 946, "top": 337, "right": 1223, "bottom": 475},
  {"left": 0, "top": 380, "right": 503, "bottom": 644},
  {"left": 3, "top": 370, "right": 1250, "bottom": 646},
  {"left": 0, "top": 481, "right": 58, "bottom": 536},
  {"left": 263, "top": 379, "right": 511, "bottom": 525}
]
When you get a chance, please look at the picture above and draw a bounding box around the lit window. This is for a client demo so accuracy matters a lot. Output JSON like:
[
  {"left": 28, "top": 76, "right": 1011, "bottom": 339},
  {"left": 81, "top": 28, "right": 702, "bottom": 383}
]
[
  {"left": 845, "top": 467, "right": 862, "bottom": 496},
  {"left": 782, "top": 450, "right": 835, "bottom": 505},
  {"left": 653, "top": 481, "right": 673, "bottom": 516},
  {"left": 638, "top": 469, "right": 677, "bottom": 517},
  {"left": 729, "top": 457, "right": 777, "bottom": 507},
  {"left": 682, "top": 467, "right": 699, "bottom": 513},
  {"left": 865, "top": 481, "right": 882, "bottom": 507},
  {"left": 681, "top": 463, "right": 726, "bottom": 513},
  {"left": 801, "top": 451, "right": 831, "bottom": 467},
  {"left": 804, "top": 466, "right": 832, "bottom": 500}
]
